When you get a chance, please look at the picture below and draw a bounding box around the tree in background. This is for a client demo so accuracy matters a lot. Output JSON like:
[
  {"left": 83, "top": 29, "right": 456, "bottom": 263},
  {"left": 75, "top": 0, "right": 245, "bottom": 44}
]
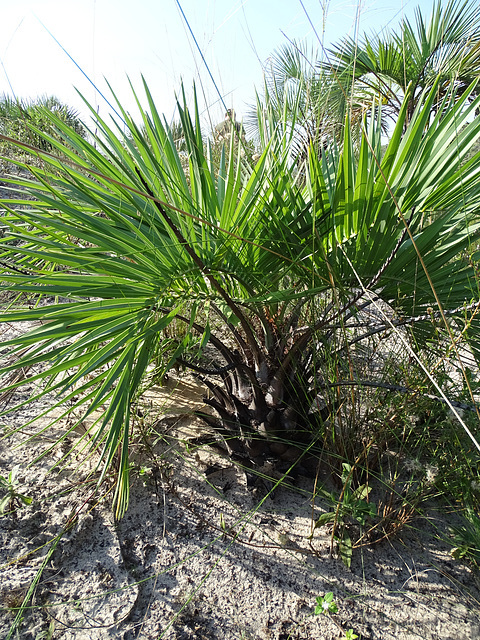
[
  {"left": 250, "top": 0, "right": 480, "bottom": 159},
  {"left": 325, "top": 0, "right": 480, "bottom": 125},
  {"left": 246, "top": 42, "right": 337, "bottom": 161}
]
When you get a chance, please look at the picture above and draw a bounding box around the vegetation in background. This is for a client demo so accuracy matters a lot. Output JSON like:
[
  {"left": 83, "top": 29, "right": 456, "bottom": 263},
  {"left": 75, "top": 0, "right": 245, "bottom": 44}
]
[
  {"left": 326, "top": 0, "right": 480, "bottom": 123},
  {"left": 0, "top": 94, "right": 86, "bottom": 160}
]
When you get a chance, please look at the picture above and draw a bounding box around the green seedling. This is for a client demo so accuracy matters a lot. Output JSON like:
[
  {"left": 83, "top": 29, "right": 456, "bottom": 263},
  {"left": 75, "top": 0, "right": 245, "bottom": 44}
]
[
  {"left": 314, "top": 463, "right": 376, "bottom": 567},
  {"left": 314, "top": 593, "right": 358, "bottom": 639},
  {"left": 0, "top": 466, "right": 32, "bottom": 515},
  {"left": 35, "top": 620, "right": 55, "bottom": 640},
  {"left": 315, "top": 592, "right": 338, "bottom": 615}
]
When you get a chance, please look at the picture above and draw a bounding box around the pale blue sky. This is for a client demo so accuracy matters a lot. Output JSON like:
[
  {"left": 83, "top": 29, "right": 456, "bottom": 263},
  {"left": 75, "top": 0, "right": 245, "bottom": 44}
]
[{"left": 0, "top": 0, "right": 436, "bottom": 130}]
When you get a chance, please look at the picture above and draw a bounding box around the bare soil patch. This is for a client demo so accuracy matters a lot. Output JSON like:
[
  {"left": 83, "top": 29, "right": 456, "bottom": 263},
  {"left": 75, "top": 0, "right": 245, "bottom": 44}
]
[{"left": 1, "top": 368, "right": 480, "bottom": 640}]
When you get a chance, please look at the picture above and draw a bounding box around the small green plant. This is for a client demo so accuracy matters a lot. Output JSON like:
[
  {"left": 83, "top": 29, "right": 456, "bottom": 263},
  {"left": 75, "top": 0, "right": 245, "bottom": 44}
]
[
  {"left": 450, "top": 508, "right": 480, "bottom": 568},
  {"left": 314, "top": 592, "right": 358, "bottom": 639},
  {"left": 314, "top": 463, "right": 376, "bottom": 567},
  {"left": 0, "top": 465, "right": 32, "bottom": 515},
  {"left": 315, "top": 591, "right": 338, "bottom": 615},
  {"left": 35, "top": 620, "right": 55, "bottom": 640}
]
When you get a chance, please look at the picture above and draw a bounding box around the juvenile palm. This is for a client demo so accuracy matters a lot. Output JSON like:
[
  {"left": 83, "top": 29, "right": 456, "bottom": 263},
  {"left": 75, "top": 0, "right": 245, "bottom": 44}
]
[
  {"left": 255, "top": 0, "right": 480, "bottom": 155},
  {"left": 326, "top": 0, "right": 480, "bottom": 124},
  {"left": 0, "top": 79, "right": 479, "bottom": 517}
]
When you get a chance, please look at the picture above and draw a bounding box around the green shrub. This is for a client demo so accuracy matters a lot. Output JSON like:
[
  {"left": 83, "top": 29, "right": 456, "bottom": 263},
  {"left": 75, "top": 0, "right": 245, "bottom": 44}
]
[{"left": 0, "top": 78, "right": 479, "bottom": 518}]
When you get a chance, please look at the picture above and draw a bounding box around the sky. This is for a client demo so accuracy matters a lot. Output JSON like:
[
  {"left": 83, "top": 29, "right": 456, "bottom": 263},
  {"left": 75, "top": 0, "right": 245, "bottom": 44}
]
[{"left": 0, "top": 0, "right": 437, "bottom": 133}]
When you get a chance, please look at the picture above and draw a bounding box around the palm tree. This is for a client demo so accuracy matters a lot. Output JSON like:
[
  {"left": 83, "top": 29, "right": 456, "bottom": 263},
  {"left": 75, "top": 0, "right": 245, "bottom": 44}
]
[
  {"left": 250, "top": 0, "right": 480, "bottom": 158},
  {"left": 0, "top": 79, "right": 480, "bottom": 517},
  {"left": 325, "top": 0, "right": 480, "bottom": 125},
  {"left": 247, "top": 42, "right": 340, "bottom": 159}
]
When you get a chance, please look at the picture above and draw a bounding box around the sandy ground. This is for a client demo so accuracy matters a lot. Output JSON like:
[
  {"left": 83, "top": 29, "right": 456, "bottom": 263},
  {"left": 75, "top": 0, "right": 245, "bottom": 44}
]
[{"left": 0, "top": 361, "right": 480, "bottom": 640}]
